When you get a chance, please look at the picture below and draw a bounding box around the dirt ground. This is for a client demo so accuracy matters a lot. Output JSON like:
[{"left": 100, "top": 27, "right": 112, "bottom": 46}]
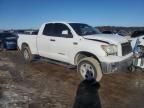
[{"left": 0, "top": 51, "right": 144, "bottom": 108}]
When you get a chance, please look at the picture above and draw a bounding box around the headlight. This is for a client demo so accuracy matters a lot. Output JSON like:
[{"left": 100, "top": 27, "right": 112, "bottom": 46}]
[{"left": 101, "top": 44, "right": 118, "bottom": 56}]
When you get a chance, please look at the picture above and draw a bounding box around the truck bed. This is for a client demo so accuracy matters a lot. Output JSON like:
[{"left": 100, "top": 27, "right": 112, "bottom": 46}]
[{"left": 18, "top": 34, "right": 38, "bottom": 55}]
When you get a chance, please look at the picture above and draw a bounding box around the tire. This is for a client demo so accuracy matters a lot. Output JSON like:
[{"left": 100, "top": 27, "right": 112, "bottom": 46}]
[
  {"left": 76, "top": 54, "right": 86, "bottom": 64},
  {"left": 21, "top": 45, "right": 34, "bottom": 63},
  {"left": 128, "top": 66, "right": 135, "bottom": 72},
  {"left": 77, "top": 57, "right": 103, "bottom": 82},
  {"left": 0, "top": 43, "right": 6, "bottom": 51},
  {"left": 141, "top": 68, "right": 144, "bottom": 72},
  {"left": 0, "top": 43, "right": 2, "bottom": 51}
]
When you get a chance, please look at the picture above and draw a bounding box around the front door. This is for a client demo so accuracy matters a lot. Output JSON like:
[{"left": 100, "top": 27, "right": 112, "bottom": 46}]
[{"left": 49, "top": 23, "right": 74, "bottom": 63}]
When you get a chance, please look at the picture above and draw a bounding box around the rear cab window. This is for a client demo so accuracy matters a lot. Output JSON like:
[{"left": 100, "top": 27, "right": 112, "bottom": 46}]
[{"left": 43, "top": 23, "right": 54, "bottom": 36}]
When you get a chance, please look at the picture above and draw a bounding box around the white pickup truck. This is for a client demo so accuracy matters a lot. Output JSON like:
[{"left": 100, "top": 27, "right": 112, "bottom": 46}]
[{"left": 18, "top": 22, "right": 133, "bottom": 81}]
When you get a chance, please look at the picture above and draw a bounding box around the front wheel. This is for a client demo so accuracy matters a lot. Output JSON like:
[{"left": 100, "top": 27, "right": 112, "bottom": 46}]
[{"left": 77, "top": 57, "right": 103, "bottom": 82}]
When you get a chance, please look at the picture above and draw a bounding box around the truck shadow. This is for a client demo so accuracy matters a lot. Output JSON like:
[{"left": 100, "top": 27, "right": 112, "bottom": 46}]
[{"left": 73, "top": 79, "right": 102, "bottom": 108}]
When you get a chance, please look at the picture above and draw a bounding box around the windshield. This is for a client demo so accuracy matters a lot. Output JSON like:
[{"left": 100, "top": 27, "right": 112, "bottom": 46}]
[{"left": 69, "top": 23, "right": 101, "bottom": 36}]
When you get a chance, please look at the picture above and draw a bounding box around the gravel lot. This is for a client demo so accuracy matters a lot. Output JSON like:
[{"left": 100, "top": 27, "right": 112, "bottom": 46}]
[{"left": 0, "top": 51, "right": 144, "bottom": 108}]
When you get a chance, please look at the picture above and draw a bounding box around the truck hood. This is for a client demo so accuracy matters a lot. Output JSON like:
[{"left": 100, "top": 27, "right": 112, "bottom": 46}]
[{"left": 83, "top": 34, "right": 128, "bottom": 44}]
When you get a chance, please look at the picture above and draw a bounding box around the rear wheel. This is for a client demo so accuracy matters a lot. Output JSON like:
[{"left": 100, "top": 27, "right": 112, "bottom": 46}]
[
  {"left": 22, "top": 45, "right": 34, "bottom": 63},
  {"left": 77, "top": 57, "right": 103, "bottom": 82}
]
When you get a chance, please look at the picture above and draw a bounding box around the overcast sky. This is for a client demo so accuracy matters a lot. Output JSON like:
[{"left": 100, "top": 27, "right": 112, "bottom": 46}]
[{"left": 0, "top": 0, "right": 144, "bottom": 29}]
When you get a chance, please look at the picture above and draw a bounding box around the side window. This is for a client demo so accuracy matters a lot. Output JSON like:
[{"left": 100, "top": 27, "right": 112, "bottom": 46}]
[
  {"left": 53, "top": 23, "right": 73, "bottom": 38},
  {"left": 43, "top": 24, "right": 53, "bottom": 36}
]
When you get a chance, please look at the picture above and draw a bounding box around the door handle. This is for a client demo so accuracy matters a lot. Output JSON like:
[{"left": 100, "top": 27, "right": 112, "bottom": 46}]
[
  {"left": 73, "top": 42, "right": 78, "bottom": 45},
  {"left": 50, "top": 39, "right": 56, "bottom": 42}
]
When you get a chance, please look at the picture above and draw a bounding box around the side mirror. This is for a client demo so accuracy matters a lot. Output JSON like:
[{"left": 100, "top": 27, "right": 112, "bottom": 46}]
[
  {"left": 61, "top": 30, "right": 73, "bottom": 38},
  {"left": 62, "top": 30, "right": 68, "bottom": 35}
]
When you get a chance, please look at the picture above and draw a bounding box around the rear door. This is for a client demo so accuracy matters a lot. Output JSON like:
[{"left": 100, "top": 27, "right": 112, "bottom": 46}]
[{"left": 37, "top": 23, "right": 54, "bottom": 58}]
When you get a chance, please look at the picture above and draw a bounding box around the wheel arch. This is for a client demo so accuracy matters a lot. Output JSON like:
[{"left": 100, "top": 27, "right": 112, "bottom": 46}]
[
  {"left": 21, "top": 42, "right": 29, "bottom": 49},
  {"left": 74, "top": 51, "right": 100, "bottom": 65}
]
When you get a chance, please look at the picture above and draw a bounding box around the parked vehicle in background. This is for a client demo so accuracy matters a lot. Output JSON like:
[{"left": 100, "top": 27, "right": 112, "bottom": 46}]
[
  {"left": 102, "top": 31, "right": 114, "bottom": 34},
  {"left": 128, "top": 31, "right": 144, "bottom": 72},
  {"left": 0, "top": 32, "right": 18, "bottom": 50},
  {"left": 18, "top": 22, "right": 133, "bottom": 81},
  {"left": 131, "top": 31, "right": 144, "bottom": 38},
  {"left": 115, "top": 30, "right": 129, "bottom": 36},
  {"left": 24, "top": 30, "right": 38, "bottom": 35},
  {"left": 130, "top": 31, "right": 144, "bottom": 49}
]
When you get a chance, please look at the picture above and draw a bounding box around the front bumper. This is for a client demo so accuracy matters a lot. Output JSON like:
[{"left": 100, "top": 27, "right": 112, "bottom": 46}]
[{"left": 101, "top": 56, "right": 133, "bottom": 74}]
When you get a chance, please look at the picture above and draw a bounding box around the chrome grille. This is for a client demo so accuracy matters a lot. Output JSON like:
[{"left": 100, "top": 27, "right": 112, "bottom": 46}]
[{"left": 121, "top": 42, "right": 132, "bottom": 56}]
